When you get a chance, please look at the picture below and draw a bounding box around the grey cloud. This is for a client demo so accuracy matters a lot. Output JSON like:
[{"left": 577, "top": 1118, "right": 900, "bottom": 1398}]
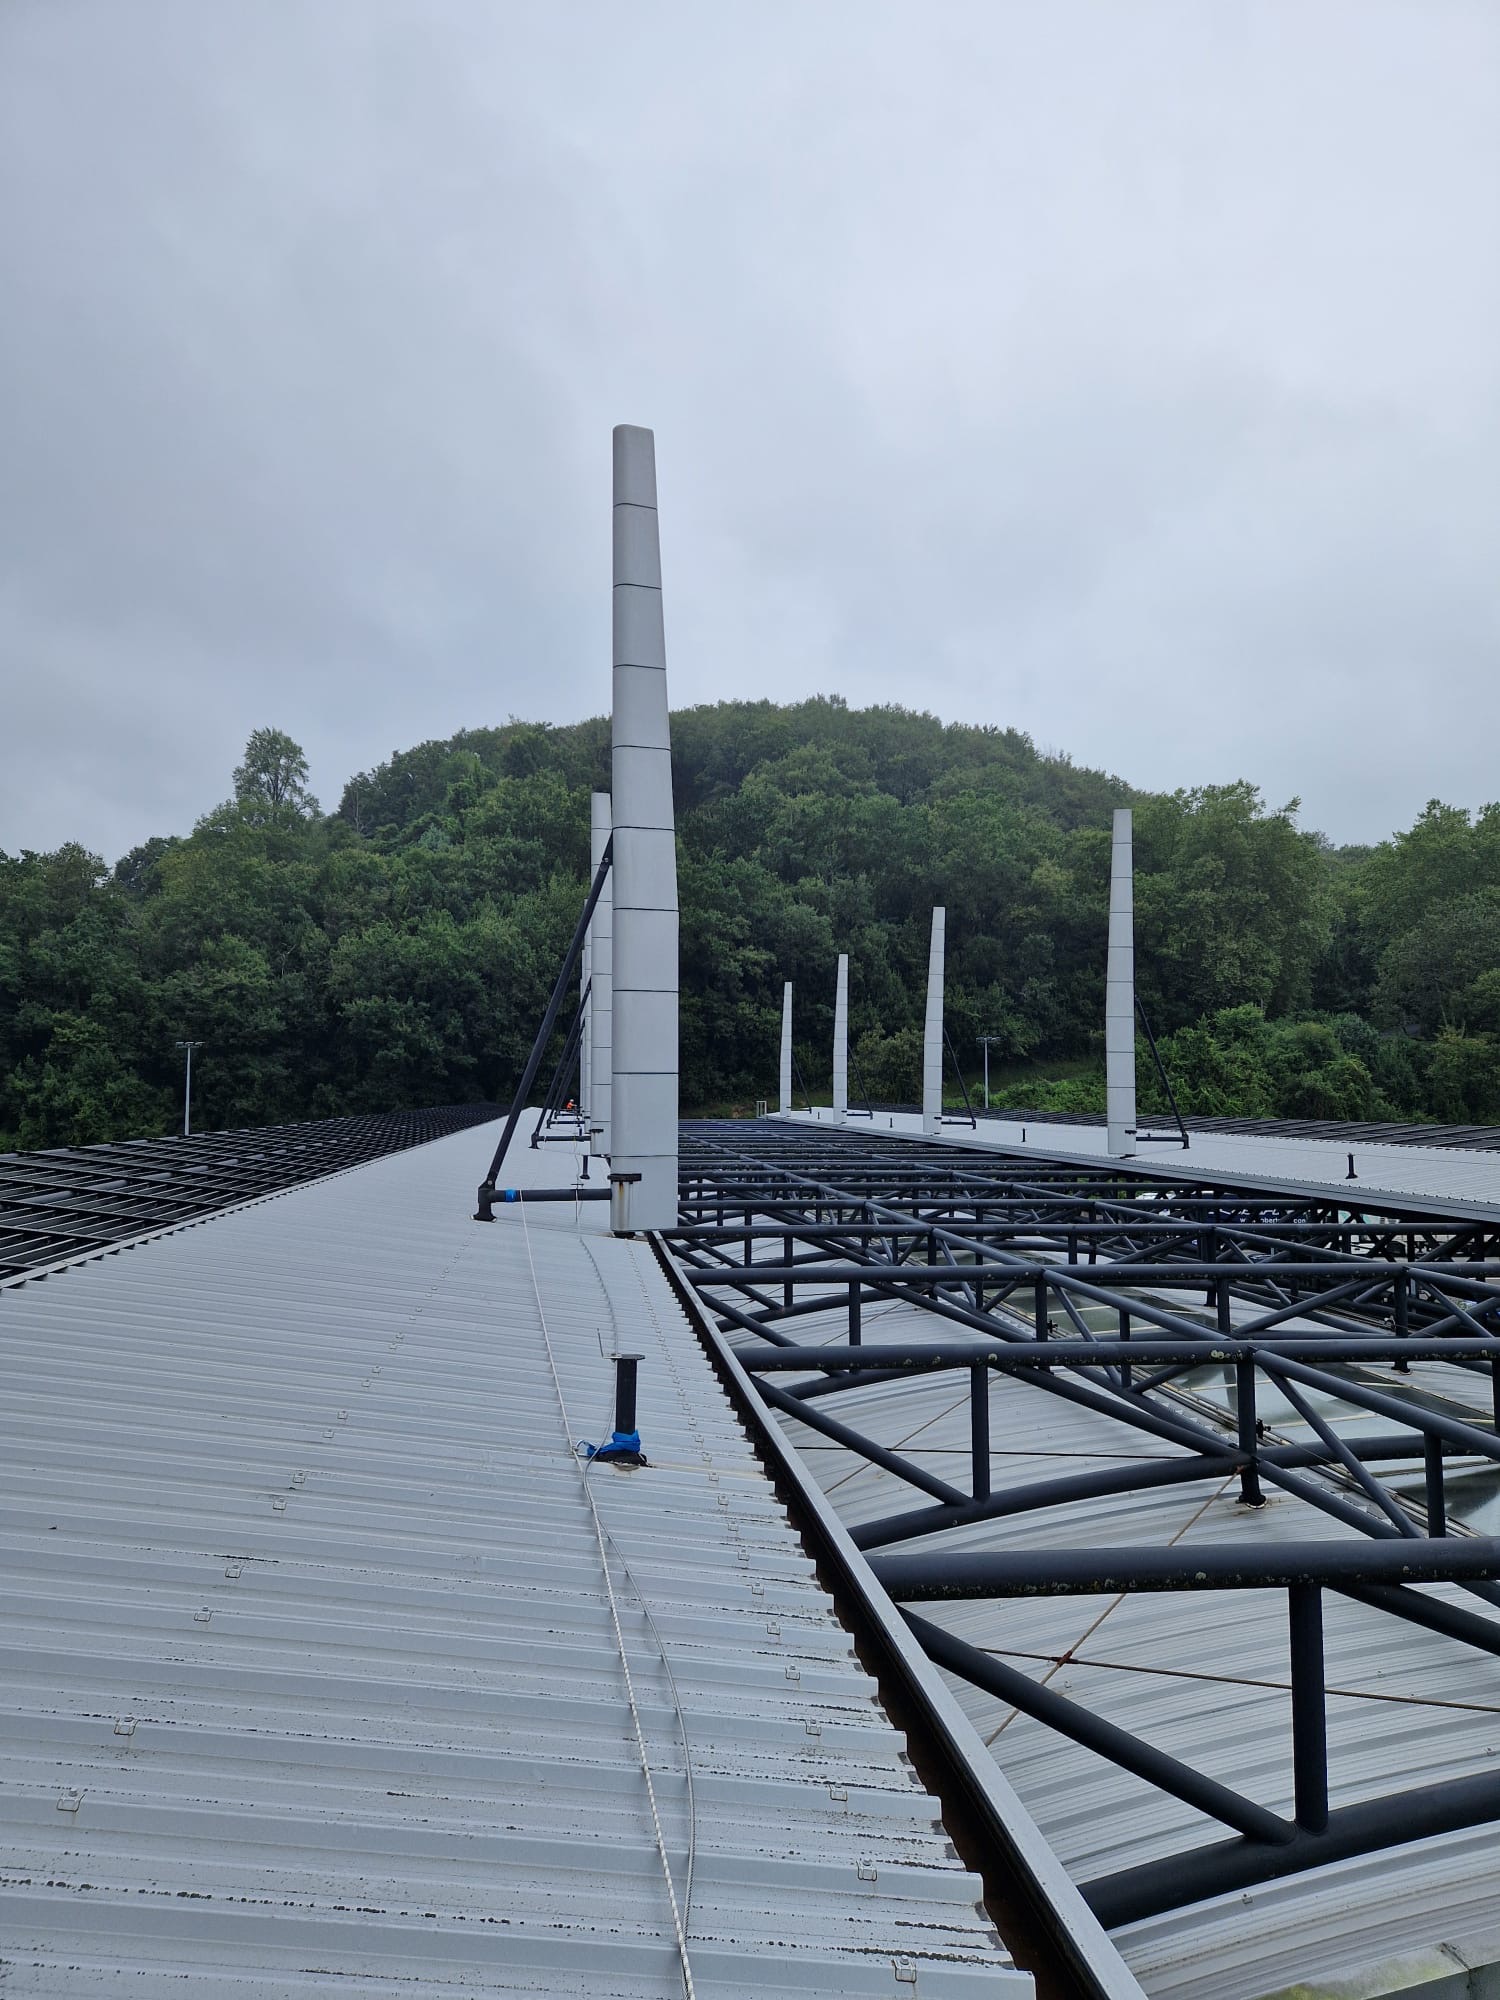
[{"left": 1, "top": 0, "right": 1496, "bottom": 860}]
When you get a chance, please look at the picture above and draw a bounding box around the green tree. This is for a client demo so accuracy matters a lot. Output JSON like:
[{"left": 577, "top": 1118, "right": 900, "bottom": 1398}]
[
  {"left": 6, "top": 698, "right": 1500, "bottom": 1150},
  {"left": 1427, "top": 1029, "right": 1500, "bottom": 1123},
  {"left": 233, "top": 728, "right": 319, "bottom": 820},
  {"left": 1373, "top": 889, "right": 1500, "bottom": 1035}
]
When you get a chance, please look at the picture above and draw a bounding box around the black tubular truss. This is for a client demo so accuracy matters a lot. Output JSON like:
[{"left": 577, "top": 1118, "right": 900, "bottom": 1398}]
[
  {"left": 477, "top": 838, "right": 612, "bottom": 1213},
  {"left": 941, "top": 1024, "right": 978, "bottom": 1128},
  {"left": 0, "top": 1104, "right": 500, "bottom": 1284},
  {"left": 1134, "top": 995, "right": 1190, "bottom": 1148},
  {"left": 530, "top": 982, "right": 590, "bottom": 1147},
  {"left": 846, "top": 1039, "right": 877, "bottom": 1121},
  {"left": 664, "top": 1119, "right": 1500, "bottom": 1929},
  {"left": 791, "top": 1048, "right": 815, "bottom": 1115}
]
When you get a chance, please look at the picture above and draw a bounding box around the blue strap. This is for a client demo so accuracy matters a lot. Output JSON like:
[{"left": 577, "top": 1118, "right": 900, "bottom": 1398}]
[{"left": 582, "top": 1429, "right": 645, "bottom": 1462}]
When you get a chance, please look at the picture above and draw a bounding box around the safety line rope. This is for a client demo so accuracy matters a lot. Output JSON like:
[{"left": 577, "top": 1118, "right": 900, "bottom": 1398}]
[
  {"left": 579, "top": 1234, "right": 699, "bottom": 1929},
  {"left": 517, "top": 1197, "right": 698, "bottom": 1999}
]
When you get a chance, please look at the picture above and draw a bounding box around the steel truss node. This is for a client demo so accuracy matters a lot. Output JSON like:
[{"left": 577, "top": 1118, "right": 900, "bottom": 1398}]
[{"left": 664, "top": 1120, "right": 1500, "bottom": 1928}]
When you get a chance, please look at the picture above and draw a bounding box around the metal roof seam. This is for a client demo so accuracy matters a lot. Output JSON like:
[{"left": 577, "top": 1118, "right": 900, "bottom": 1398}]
[{"left": 0, "top": 1125, "right": 1030, "bottom": 1994}]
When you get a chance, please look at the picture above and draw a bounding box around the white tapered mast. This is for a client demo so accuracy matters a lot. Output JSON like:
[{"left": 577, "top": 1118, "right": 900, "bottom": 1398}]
[
  {"left": 1106, "top": 808, "right": 1137, "bottom": 1157},
  {"left": 832, "top": 955, "right": 849, "bottom": 1122},
  {"left": 779, "top": 982, "right": 793, "bottom": 1115},
  {"left": 922, "top": 907, "right": 945, "bottom": 1137},
  {"left": 609, "top": 425, "right": 678, "bottom": 1228}
]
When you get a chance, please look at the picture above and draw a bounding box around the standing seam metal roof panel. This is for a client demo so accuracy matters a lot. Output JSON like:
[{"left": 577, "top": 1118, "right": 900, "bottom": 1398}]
[
  {"left": 0, "top": 1125, "right": 1024, "bottom": 1997},
  {"left": 783, "top": 1107, "right": 1500, "bottom": 1212}
]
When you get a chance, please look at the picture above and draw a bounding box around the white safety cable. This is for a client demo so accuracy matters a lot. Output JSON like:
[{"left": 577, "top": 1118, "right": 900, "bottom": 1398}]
[
  {"left": 576, "top": 1239, "right": 699, "bottom": 1928},
  {"left": 604, "top": 1249, "right": 700, "bottom": 1929},
  {"left": 558, "top": 1234, "right": 699, "bottom": 1926},
  {"left": 517, "top": 1197, "right": 698, "bottom": 2000},
  {"left": 584, "top": 1390, "right": 699, "bottom": 1936}
]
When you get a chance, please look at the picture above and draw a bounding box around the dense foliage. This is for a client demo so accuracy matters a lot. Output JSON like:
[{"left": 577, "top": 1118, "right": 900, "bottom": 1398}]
[{"left": 4, "top": 702, "right": 1499, "bottom": 1150}]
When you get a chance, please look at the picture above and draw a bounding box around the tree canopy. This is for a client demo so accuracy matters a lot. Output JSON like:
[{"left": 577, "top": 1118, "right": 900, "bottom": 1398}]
[
  {"left": 2, "top": 701, "right": 1497, "bottom": 1149},
  {"left": 232, "top": 726, "right": 321, "bottom": 821}
]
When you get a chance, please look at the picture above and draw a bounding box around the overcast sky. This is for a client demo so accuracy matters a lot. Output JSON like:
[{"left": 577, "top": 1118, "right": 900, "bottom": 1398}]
[{"left": 2, "top": 1, "right": 1496, "bottom": 862}]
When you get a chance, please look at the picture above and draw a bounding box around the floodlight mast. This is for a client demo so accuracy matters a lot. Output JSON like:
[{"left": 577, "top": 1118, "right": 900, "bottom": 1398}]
[
  {"left": 608, "top": 425, "right": 678, "bottom": 1231},
  {"left": 832, "top": 955, "right": 849, "bottom": 1123},
  {"left": 1106, "top": 806, "right": 1138, "bottom": 1156},
  {"left": 587, "top": 790, "right": 613, "bottom": 1155},
  {"left": 174, "top": 1040, "right": 203, "bottom": 1138}
]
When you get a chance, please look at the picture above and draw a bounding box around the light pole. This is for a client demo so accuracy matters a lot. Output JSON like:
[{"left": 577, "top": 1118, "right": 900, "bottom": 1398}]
[
  {"left": 978, "top": 1034, "right": 1002, "bottom": 1111},
  {"left": 174, "top": 1040, "right": 203, "bottom": 1137}
]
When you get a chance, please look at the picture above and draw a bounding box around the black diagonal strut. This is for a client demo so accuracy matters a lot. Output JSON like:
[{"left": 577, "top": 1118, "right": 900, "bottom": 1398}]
[{"left": 476, "top": 839, "right": 611, "bottom": 1216}]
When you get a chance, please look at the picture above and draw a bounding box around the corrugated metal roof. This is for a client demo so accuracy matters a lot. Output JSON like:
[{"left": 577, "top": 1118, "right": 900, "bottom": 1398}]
[
  {"left": 974, "top": 1111, "right": 1500, "bottom": 1156},
  {"left": 0, "top": 1127, "right": 1025, "bottom": 1997},
  {"left": 0, "top": 1106, "right": 501, "bottom": 1281},
  {"left": 737, "top": 1290, "right": 1500, "bottom": 2000},
  {"left": 787, "top": 1108, "right": 1500, "bottom": 1212}
]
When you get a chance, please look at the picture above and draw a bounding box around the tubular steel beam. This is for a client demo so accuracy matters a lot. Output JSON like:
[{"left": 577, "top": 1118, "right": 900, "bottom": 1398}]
[
  {"left": 870, "top": 1537, "right": 1500, "bottom": 1600},
  {"left": 735, "top": 1339, "right": 1500, "bottom": 1369},
  {"left": 756, "top": 1377, "right": 966, "bottom": 1507},
  {"left": 664, "top": 1120, "right": 1500, "bottom": 1934},
  {"left": 848, "top": 1438, "right": 1442, "bottom": 1552},
  {"left": 1085, "top": 1768, "right": 1500, "bottom": 1928},
  {"left": 1289, "top": 1585, "right": 1329, "bottom": 1833},
  {"left": 904, "top": 1611, "right": 1292, "bottom": 1847},
  {"left": 690, "top": 1259, "right": 1500, "bottom": 1288}
]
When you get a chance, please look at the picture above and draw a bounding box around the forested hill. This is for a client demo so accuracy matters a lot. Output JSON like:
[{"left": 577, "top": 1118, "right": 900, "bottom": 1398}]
[{"left": 3, "top": 697, "right": 1499, "bottom": 1149}]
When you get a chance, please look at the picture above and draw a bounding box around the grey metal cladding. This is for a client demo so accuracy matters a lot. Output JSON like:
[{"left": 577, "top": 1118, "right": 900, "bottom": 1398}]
[{"left": 0, "top": 1123, "right": 1023, "bottom": 1996}]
